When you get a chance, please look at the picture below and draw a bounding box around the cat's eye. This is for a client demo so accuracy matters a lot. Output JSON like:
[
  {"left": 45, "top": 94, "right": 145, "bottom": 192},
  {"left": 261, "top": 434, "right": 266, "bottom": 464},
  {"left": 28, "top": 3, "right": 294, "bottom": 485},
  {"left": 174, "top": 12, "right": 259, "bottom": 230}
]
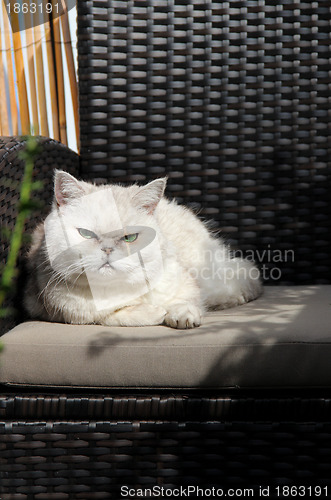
[
  {"left": 77, "top": 228, "right": 98, "bottom": 239},
  {"left": 122, "top": 233, "right": 138, "bottom": 243}
]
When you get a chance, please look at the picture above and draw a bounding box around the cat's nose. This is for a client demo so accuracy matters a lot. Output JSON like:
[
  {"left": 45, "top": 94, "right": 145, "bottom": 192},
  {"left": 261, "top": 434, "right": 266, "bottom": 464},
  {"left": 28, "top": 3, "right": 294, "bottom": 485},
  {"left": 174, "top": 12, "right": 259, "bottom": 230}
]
[{"left": 101, "top": 246, "right": 113, "bottom": 255}]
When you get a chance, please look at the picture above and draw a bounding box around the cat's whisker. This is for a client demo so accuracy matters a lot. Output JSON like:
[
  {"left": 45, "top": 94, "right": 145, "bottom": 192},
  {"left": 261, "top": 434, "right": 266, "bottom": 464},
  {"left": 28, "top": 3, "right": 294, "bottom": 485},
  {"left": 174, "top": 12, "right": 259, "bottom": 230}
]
[{"left": 41, "top": 273, "right": 65, "bottom": 297}]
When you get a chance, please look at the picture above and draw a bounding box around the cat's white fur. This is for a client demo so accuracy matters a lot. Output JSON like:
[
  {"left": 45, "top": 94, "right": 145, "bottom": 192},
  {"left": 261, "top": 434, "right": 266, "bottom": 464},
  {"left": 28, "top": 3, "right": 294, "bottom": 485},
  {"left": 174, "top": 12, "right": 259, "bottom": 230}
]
[{"left": 24, "top": 171, "right": 262, "bottom": 329}]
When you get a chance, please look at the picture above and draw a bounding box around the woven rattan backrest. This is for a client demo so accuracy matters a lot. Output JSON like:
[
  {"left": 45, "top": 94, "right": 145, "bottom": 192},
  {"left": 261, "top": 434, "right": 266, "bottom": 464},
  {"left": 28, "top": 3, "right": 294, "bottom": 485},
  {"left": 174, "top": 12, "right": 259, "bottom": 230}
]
[{"left": 77, "top": 1, "right": 331, "bottom": 284}]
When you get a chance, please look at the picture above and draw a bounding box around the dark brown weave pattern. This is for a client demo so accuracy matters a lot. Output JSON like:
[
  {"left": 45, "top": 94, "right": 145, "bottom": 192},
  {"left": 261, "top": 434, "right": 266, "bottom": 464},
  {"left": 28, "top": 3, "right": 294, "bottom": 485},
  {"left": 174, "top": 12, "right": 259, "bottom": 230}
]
[
  {"left": 2, "top": 419, "right": 331, "bottom": 497},
  {"left": 77, "top": 0, "right": 331, "bottom": 284},
  {"left": 3, "top": 392, "right": 331, "bottom": 422},
  {"left": 0, "top": 136, "right": 79, "bottom": 334},
  {"left": 3, "top": 393, "right": 331, "bottom": 497}
]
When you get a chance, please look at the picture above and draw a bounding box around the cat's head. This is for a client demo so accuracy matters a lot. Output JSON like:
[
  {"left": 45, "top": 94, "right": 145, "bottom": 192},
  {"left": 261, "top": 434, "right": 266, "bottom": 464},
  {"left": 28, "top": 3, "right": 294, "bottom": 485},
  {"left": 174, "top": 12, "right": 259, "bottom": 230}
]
[{"left": 44, "top": 171, "right": 166, "bottom": 298}]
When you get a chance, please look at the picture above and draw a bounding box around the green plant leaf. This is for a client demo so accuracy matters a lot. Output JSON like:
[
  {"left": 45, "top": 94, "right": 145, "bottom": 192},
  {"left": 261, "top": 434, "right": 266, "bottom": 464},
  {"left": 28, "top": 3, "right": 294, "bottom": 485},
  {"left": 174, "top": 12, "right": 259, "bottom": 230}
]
[
  {"left": 0, "top": 307, "right": 16, "bottom": 318},
  {"left": 1, "top": 227, "right": 12, "bottom": 241},
  {"left": 31, "top": 180, "right": 44, "bottom": 191}
]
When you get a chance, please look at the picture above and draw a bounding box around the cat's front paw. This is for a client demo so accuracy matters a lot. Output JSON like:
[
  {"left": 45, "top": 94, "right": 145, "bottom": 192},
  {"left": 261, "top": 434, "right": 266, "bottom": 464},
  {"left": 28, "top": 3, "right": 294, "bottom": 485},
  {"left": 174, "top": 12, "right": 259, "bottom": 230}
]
[
  {"left": 164, "top": 303, "right": 201, "bottom": 329},
  {"left": 102, "top": 304, "right": 167, "bottom": 326},
  {"left": 142, "top": 304, "right": 168, "bottom": 325}
]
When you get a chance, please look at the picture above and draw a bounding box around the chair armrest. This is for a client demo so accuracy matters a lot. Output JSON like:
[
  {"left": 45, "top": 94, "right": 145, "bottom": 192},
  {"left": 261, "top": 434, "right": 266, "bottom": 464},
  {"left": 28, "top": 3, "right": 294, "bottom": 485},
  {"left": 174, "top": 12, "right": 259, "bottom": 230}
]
[{"left": 0, "top": 136, "right": 80, "bottom": 334}]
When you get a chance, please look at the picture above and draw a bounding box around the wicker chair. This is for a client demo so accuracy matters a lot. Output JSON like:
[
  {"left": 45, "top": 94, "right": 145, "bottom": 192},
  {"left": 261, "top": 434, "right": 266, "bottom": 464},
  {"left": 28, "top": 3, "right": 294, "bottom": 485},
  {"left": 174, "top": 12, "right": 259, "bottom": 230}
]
[{"left": 1, "top": 1, "right": 331, "bottom": 497}]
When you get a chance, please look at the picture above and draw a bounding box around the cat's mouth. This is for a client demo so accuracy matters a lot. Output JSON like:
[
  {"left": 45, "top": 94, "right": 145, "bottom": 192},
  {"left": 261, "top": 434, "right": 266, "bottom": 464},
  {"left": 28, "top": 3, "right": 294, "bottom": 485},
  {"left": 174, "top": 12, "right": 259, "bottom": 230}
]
[{"left": 99, "top": 262, "right": 114, "bottom": 271}]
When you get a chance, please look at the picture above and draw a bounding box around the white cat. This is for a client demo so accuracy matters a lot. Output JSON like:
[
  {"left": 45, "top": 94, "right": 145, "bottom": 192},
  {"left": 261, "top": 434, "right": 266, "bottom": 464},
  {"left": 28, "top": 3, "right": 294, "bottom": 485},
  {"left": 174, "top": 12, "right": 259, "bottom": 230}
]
[{"left": 24, "top": 171, "right": 262, "bottom": 329}]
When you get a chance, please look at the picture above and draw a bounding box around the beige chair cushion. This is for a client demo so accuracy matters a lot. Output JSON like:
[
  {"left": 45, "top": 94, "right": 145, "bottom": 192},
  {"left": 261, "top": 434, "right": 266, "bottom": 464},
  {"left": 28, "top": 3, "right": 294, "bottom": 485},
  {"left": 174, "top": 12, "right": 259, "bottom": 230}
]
[{"left": 1, "top": 285, "right": 330, "bottom": 389}]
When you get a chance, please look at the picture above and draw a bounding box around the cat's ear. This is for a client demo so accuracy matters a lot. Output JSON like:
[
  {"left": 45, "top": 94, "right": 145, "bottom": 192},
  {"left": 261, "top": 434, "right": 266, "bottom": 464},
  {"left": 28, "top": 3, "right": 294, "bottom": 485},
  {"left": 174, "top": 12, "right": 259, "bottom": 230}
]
[
  {"left": 54, "top": 170, "right": 86, "bottom": 206},
  {"left": 132, "top": 177, "right": 167, "bottom": 214}
]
